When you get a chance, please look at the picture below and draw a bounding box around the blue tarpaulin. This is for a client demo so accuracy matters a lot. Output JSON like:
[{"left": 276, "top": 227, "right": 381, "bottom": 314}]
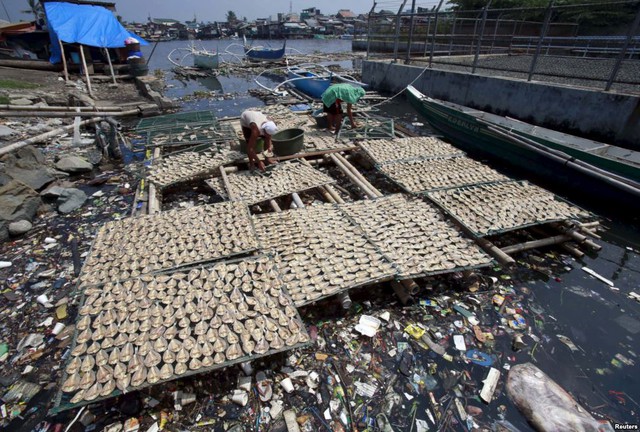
[{"left": 44, "top": 2, "right": 147, "bottom": 64}]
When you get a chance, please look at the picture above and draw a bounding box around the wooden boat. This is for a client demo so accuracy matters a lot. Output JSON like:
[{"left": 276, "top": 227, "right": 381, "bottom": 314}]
[
  {"left": 192, "top": 50, "right": 219, "bottom": 69},
  {"left": 286, "top": 65, "right": 331, "bottom": 99},
  {"left": 243, "top": 37, "right": 286, "bottom": 62},
  {"left": 168, "top": 44, "right": 220, "bottom": 70},
  {"left": 406, "top": 85, "right": 640, "bottom": 206}
]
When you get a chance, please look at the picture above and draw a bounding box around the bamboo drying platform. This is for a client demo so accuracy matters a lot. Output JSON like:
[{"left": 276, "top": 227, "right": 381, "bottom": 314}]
[
  {"left": 145, "top": 122, "right": 238, "bottom": 148},
  {"left": 339, "top": 194, "right": 493, "bottom": 279},
  {"left": 337, "top": 114, "right": 395, "bottom": 140},
  {"left": 426, "top": 180, "right": 592, "bottom": 237},
  {"left": 254, "top": 204, "right": 396, "bottom": 306},
  {"left": 207, "top": 160, "right": 336, "bottom": 205},
  {"left": 53, "top": 255, "right": 310, "bottom": 413},
  {"left": 77, "top": 202, "right": 259, "bottom": 288},
  {"left": 378, "top": 156, "right": 511, "bottom": 194},
  {"left": 146, "top": 147, "right": 245, "bottom": 189},
  {"left": 135, "top": 110, "right": 218, "bottom": 131},
  {"left": 358, "top": 137, "right": 464, "bottom": 165}
]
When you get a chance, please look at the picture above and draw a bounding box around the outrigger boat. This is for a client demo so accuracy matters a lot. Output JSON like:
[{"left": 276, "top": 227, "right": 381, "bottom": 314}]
[
  {"left": 254, "top": 63, "right": 367, "bottom": 100},
  {"left": 243, "top": 36, "right": 286, "bottom": 62},
  {"left": 168, "top": 43, "right": 220, "bottom": 70},
  {"left": 286, "top": 65, "right": 332, "bottom": 99},
  {"left": 405, "top": 85, "right": 640, "bottom": 206}
]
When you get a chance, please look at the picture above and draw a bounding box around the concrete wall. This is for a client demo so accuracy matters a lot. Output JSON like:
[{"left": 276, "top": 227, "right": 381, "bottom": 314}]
[{"left": 362, "top": 60, "right": 640, "bottom": 149}]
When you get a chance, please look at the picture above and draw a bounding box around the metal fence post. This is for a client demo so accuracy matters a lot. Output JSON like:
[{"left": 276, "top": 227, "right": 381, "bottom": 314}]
[
  {"left": 472, "top": 1, "right": 492, "bottom": 74},
  {"left": 405, "top": 0, "right": 417, "bottom": 64},
  {"left": 528, "top": 0, "right": 554, "bottom": 82},
  {"left": 605, "top": 6, "right": 640, "bottom": 91},
  {"left": 393, "top": 0, "right": 408, "bottom": 62},
  {"left": 366, "top": 1, "right": 376, "bottom": 60},
  {"left": 429, "top": 0, "right": 445, "bottom": 67},
  {"left": 449, "top": 12, "right": 457, "bottom": 55}
]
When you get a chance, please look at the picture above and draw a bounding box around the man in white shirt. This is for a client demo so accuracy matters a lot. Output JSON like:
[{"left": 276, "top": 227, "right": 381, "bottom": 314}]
[{"left": 240, "top": 110, "right": 278, "bottom": 171}]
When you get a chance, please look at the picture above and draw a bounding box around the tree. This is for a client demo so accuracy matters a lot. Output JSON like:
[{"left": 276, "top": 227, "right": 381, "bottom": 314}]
[
  {"left": 226, "top": 11, "right": 238, "bottom": 24},
  {"left": 21, "top": 0, "right": 43, "bottom": 22}
]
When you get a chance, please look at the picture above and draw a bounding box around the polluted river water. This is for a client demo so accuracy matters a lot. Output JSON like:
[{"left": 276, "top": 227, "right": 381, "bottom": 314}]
[
  {"left": 0, "top": 39, "right": 636, "bottom": 431},
  {"left": 138, "top": 39, "right": 640, "bottom": 430}
]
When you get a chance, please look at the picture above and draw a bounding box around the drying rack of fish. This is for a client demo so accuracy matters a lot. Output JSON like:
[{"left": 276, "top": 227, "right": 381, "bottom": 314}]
[
  {"left": 146, "top": 148, "right": 245, "bottom": 189},
  {"left": 135, "top": 110, "right": 218, "bottom": 132},
  {"left": 54, "top": 255, "right": 310, "bottom": 410},
  {"left": 145, "top": 122, "right": 238, "bottom": 148},
  {"left": 378, "top": 156, "right": 510, "bottom": 194},
  {"left": 77, "top": 202, "right": 259, "bottom": 289},
  {"left": 339, "top": 194, "right": 494, "bottom": 279},
  {"left": 214, "top": 161, "right": 336, "bottom": 204},
  {"left": 358, "top": 137, "right": 464, "bottom": 165},
  {"left": 336, "top": 114, "right": 395, "bottom": 141},
  {"left": 303, "top": 131, "right": 357, "bottom": 152},
  {"left": 426, "top": 180, "right": 592, "bottom": 237},
  {"left": 254, "top": 204, "right": 396, "bottom": 306},
  {"left": 249, "top": 105, "right": 312, "bottom": 131}
]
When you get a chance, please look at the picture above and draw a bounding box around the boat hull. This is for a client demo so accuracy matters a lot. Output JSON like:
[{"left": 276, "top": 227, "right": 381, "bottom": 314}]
[
  {"left": 406, "top": 86, "right": 640, "bottom": 212},
  {"left": 193, "top": 53, "right": 219, "bottom": 69},
  {"left": 244, "top": 42, "right": 286, "bottom": 62},
  {"left": 287, "top": 68, "right": 331, "bottom": 99}
]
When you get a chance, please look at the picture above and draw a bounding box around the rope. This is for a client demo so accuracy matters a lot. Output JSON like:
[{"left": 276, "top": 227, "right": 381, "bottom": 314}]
[{"left": 368, "top": 61, "right": 432, "bottom": 109}]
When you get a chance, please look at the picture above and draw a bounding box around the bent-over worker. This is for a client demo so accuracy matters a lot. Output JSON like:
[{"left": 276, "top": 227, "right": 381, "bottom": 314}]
[
  {"left": 240, "top": 110, "right": 278, "bottom": 171},
  {"left": 321, "top": 84, "right": 366, "bottom": 133}
]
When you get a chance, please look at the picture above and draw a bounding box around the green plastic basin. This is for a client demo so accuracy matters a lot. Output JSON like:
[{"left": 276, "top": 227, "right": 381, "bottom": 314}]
[{"left": 272, "top": 128, "right": 304, "bottom": 156}]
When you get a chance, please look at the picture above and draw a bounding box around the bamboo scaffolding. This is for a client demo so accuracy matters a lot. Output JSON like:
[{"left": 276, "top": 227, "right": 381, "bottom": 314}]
[
  {"left": 501, "top": 235, "right": 572, "bottom": 254},
  {"left": 552, "top": 222, "right": 602, "bottom": 251}
]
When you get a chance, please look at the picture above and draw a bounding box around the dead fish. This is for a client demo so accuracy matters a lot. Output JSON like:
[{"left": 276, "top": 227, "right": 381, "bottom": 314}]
[
  {"left": 116, "top": 374, "right": 130, "bottom": 393},
  {"left": 131, "top": 366, "right": 147, "bottom": 387},
  {"left": 100, "top": 378, "right": 116, "bottom": 397},
  {"left": 147, "top": 365, "right": 161, "bottom": 384},
  {"left": 66, "top": 357, "right": 81, "bottom": 375},
  {"left": 62, "top": 374, "right": 81, "bottom": 393},
  {"left": 97, "top": 365, "right": 113, "bottom": 384},
  {"left": 160, "top": 363, "right": 174, "bottom": 380},
  {"left": 175, "top": 362, "right": 188, "bottom": 376},
  {"left": 79, "top": 370, "right": 96, "bottom": 390}
]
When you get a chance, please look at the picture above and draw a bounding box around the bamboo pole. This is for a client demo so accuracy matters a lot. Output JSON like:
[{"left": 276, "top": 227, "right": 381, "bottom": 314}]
[
  {"left": 0, "top": 110, "right": 135, "bottom": 118},
  {"left": 391, "top": 281, "right": 411, "bottom": 305},
  {"left": 291, "top": 193, "right": 304, "bottom": 209},
  {"left": 580, "top": 221, "right": 600, "bottom": 229},
  {"left": 0, "top": 105, "right": 125, "bottom": 112},
  {"left": 104, "top": 48, "right": 117, "bottom": 85},
  {"left": 269, "top": 200, "right": 282, "bottom": 211},
  {"left": 59, "top": 40, "right": 69, "bottom": 82},
  {"left": 148, "top": 148, "right": 161, "bottom": 214},
  {"left": 78, "top": 44, "right": 93, "bottom": 97},
  {"left": 561, "top": 243, "right": 585, "bottom": 258},
  {"left": 333, "top": 153, "right": 384, "bottom": 198},
  {"left": 299, "top": 158, "right": 344, "bottom": 204},
  {"left": 0, "top": 116, "right": 110, "bottom": 156},
  {"left": 501, "top": 235, "right": 572, "bottom": 254},
  {"left": 219, "top": 165, "right": 235, "bottom": 200},
  {"left": 476, "top": 237, "right": 516, "bottom": 266},
  {"left": 579, "top": 226, "right": 601, "bottom": 240},
  {"left": 328, "top": 153, "right": 379, "bottom": 199},
  {"left": 552, "top": 222, "right": 601, "bottom": 251}
]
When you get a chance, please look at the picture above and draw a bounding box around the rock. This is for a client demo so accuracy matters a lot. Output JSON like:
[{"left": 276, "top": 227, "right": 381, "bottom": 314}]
[
  {"left": 41, "top": 185, "right": 66, "bottom": 198},
  {"left": 8, "top": 220, "right": 32, "bottom": 236},
  {"left": 0, "top": 180, "right": 42, "bottom": 223},
  {"left": 4, "top": 166, "right": 54, "bottom": 190},
  {"left": 55, "top": 156, "right": 93, "bottom": 173},
  {"left": 16, "top": 146, "right": 45, "bottom": 165},
  {"left": 0, "top": 125, "right": 17, "bottom": 139},
  {"left": 57, "top": 188, "right": 87, "bottom": 214},
  {"left": 0, "top": 222, "right": 7, "bottom": 243},
  {"left": 10, "top": 98, "right": 33, "bottom": 106}
]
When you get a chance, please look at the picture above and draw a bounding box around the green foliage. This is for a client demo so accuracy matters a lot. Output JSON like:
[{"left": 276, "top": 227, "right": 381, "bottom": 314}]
[
  {"left": 0, "top": 95, "right": 9, "bottom": 104},
  {"left": 226, "top": 11, "right": 238, "bottom": 23},
  {"left": 0, "top": 79, "right": 40, "bottom": 90}
]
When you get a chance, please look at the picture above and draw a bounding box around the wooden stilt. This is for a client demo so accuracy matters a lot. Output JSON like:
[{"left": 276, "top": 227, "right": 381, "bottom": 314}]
[
  {"left": 269, "top": 200, "right": 282, "bottom": 212},
  {"left": 291, "top": 193, "right": 304, "bottom": 209},
  {"left": 104, "top": 48, "right": 117, "bottom": 85},
  {"left": 58, "top": 40, "right": 69, "bottom": 82},
  {"left": 333, "top": 153, "right": 384, "bottom": 198},
  {"left": 552, "top": 222, "right": 602, "bottom": 251},
  {"left": 391, "top": 281, "right": 411, "bottom": 305},
  {"left": 78, "top": 44, "right": 93, "bottom": 97}
]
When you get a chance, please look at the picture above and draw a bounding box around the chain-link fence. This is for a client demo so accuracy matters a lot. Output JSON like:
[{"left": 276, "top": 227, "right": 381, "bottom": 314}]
[{"left": 355, "top": 1, "right": 640, "bottom": 93}]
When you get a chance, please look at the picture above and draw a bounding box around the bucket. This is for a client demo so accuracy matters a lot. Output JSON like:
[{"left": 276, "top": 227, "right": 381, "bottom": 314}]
[
  {"left": 128, "top": 62, "right": 149, "bottom": 77},
  {"left": 240, "top": 137, "right": 264, "bottom": 154},
  {"left": 312, "top": 109, "right": 328, "bottom": 129},
  {"left": 271, "top": 128, "right": 304, "bottom": 156},
  {"left": 70, "top": 51, "right": 80, "bottom": 64}
]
